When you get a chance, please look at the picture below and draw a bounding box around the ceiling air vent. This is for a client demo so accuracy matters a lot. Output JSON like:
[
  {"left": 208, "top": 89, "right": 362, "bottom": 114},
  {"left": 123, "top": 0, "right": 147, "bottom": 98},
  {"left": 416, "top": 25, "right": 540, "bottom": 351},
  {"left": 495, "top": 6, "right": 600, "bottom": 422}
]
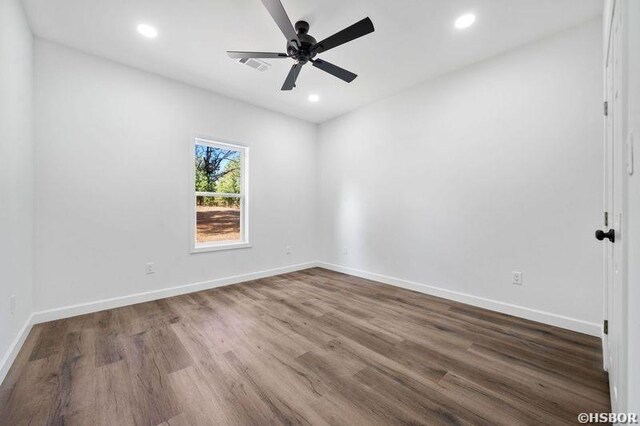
[{"left": 238, "top": 58, "right": 271, "bottom": 72}]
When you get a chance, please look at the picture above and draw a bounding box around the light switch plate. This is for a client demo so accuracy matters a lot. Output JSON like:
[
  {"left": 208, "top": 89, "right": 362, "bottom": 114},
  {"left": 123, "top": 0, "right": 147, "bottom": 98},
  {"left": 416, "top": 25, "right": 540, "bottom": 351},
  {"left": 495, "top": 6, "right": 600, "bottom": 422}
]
[{"left": 628, "top": 132, "right": 634, "bottom": 175}]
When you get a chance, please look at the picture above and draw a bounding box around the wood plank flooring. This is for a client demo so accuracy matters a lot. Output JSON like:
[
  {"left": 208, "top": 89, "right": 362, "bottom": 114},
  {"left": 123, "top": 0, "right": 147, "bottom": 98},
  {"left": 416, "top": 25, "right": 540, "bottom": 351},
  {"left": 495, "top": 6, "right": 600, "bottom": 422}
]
[{"left": 0, "top": 268, "right": 610, "bottom": 425}]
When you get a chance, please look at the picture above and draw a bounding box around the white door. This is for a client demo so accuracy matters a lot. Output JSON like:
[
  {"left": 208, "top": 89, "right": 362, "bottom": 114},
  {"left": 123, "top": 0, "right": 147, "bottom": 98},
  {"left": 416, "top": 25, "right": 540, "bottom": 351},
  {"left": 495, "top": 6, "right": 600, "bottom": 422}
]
[{"left": 601, "top": 0, "right": 628, "bottom": 412}]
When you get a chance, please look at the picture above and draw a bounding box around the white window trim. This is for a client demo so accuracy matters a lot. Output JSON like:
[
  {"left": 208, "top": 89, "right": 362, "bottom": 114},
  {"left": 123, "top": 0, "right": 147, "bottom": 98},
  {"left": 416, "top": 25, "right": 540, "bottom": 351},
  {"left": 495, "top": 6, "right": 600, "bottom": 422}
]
[{"left": 190, "top": 137, "right": 250, "bottom": 253}]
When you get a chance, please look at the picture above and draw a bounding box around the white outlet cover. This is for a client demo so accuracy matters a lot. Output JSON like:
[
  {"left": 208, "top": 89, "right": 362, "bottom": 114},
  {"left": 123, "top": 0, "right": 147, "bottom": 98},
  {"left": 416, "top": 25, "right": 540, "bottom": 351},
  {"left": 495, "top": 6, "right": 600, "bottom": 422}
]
[
  {"left": 146, "top": 263, "right": 155, "bottom": 274},
  {"left": 512, "top": 271, "right": 523, "bottom": 285}
]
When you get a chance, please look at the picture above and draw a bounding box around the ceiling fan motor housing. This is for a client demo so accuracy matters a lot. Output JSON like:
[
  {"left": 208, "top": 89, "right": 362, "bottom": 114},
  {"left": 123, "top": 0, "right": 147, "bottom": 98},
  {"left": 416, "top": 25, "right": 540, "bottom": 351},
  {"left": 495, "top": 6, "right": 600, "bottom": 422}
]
[{"left": 288, "top": 21, "right": 317, "bottom": 64}]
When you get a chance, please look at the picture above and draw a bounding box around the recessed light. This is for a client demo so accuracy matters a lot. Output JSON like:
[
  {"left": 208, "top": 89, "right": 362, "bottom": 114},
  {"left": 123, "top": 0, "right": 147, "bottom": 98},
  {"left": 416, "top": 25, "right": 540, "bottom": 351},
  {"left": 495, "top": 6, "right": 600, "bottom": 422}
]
[
  {"left": 137, "top": 23, "right": 158, "bottom": 39},
  {"left": 454, "top": 13, "right": 476, "bottom": 30},
  {"left": 308, "top": 94, "right": 320, "bottom": 103}
]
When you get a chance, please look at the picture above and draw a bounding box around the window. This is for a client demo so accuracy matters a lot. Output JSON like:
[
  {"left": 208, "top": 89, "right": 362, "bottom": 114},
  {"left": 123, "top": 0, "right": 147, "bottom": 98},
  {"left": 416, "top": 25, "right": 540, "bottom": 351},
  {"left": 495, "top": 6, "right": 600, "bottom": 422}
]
[{"left": 191, "top": 138, "right": 249, "bottom": 252}]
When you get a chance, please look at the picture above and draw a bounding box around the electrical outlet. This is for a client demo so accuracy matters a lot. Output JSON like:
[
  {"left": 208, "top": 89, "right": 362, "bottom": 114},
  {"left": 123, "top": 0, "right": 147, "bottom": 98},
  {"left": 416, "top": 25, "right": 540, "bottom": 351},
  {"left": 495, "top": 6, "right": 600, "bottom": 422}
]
[
  {"left": 342, "top": 246, "right": 348, "bottom": 255},
  {"left": 10, "top": 295, "right": 15, "bottom": 315},
  {"left": 146, "top": 263, "right": 155, "bottom": 274},
  {"left": 512, "top": 271, "right": 523, "bottom": 285},
  {"left": 285, "top": 245, "right": 292, "bottom": 255}
]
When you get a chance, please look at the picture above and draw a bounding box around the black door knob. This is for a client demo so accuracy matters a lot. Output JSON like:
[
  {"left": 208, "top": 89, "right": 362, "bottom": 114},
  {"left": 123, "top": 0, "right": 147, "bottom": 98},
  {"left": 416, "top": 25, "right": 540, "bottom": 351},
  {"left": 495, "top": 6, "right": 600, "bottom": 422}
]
[{"left": 595, "top": 229, "right": 615, "bottom": 243}]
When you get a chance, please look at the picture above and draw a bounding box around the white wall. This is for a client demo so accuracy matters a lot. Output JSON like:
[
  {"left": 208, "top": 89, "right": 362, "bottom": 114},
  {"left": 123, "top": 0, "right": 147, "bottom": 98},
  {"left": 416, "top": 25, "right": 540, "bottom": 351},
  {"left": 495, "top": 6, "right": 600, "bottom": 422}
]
[
  {"left": 0, "top": 0, "right": 34, "bottom": 373},
  {"left": 318, "top": 20, "right": 604, "bottom": 332},
  {"left": 33, "top": 40, "right": 318, "bottom": 312},
  {"left": 28, "top": 18, "right": 606, "bottom": 336}
]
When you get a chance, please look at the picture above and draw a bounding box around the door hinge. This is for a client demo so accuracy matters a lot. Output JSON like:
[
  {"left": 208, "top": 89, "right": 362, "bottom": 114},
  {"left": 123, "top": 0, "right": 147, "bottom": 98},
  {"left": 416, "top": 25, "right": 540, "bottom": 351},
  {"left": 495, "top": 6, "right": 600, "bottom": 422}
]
[
  {"left": 604, "top": 101, "right": 609, "bottom": 116},
  {"left": 604, "top": 212, "right": 609, "bottom": 227},
  {"left": 604, "top": 320, "right": 609, "bottom": 335}
]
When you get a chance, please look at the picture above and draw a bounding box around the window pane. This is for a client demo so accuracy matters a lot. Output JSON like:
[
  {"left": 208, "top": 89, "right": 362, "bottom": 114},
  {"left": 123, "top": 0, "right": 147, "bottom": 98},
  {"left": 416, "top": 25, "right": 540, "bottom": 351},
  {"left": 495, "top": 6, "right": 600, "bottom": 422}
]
[
  {"left": 196, "top": 196, "right": 241, "bottom": 243},
  {"left": 194, "top": 144, "right": 241, "bottom": 194}
]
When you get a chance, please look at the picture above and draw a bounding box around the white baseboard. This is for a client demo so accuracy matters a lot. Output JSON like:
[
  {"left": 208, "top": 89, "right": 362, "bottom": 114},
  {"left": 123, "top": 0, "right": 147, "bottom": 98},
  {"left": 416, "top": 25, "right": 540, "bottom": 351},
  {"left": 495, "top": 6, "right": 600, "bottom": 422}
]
[
  {"left": 31, "top": 261, "right": 320, "bottom": 324},
  {"left": 318, "top": 262, "right": 602, "bottom": 337},
  {"left": 0, "top": 314, "right": 35, "bottom": 386},
  {"left": 2, "top": 259, "right": 601, "bottom": 385}
]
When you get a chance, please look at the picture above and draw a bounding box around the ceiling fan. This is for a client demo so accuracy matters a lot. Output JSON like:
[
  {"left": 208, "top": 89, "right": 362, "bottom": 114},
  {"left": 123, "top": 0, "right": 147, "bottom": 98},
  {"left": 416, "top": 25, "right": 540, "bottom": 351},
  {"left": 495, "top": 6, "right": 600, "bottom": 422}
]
[{"left": 227, "top": 0, "right": 374, "bottom": 90}]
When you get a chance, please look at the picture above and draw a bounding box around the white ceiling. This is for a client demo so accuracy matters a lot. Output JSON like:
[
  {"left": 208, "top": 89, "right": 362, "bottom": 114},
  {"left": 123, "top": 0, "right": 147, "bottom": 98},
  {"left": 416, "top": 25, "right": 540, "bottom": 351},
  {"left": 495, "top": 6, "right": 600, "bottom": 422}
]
[{"left": 22, "top": 0, "right": 602, "bottom": 123}]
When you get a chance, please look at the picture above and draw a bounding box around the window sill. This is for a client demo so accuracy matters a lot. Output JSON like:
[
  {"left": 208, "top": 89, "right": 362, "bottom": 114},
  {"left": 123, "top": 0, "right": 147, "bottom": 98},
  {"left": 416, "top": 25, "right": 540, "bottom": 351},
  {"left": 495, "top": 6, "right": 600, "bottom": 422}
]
[{"left": 190, "top": 242, "right": 252, "bottom": 253}]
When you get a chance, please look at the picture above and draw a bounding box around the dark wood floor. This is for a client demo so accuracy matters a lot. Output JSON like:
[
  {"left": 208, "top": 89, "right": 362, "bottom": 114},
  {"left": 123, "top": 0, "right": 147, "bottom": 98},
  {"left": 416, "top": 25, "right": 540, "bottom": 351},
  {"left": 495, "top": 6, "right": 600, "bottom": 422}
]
[{"left": 0, "top": 268, "right": 609, "bottom": 425}]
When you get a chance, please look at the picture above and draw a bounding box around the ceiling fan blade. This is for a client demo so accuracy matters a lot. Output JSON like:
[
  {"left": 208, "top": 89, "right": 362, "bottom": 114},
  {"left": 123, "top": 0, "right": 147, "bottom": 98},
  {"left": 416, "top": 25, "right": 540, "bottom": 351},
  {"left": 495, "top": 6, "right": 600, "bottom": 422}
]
[
  {"left": 281, "top": 63, "right": 302, "bottom": 90},
  {"left": 312, "top": 59, "right": 357, "bottom": 83},
  {"left": 227, "top": 51, "right": 289, "bottom": 59},
  {"left": 260, "top": 0, "right": 299, "bottom": 44},
  {"left": 312, "top": 17, "right": 374, "bottom": 54}
]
